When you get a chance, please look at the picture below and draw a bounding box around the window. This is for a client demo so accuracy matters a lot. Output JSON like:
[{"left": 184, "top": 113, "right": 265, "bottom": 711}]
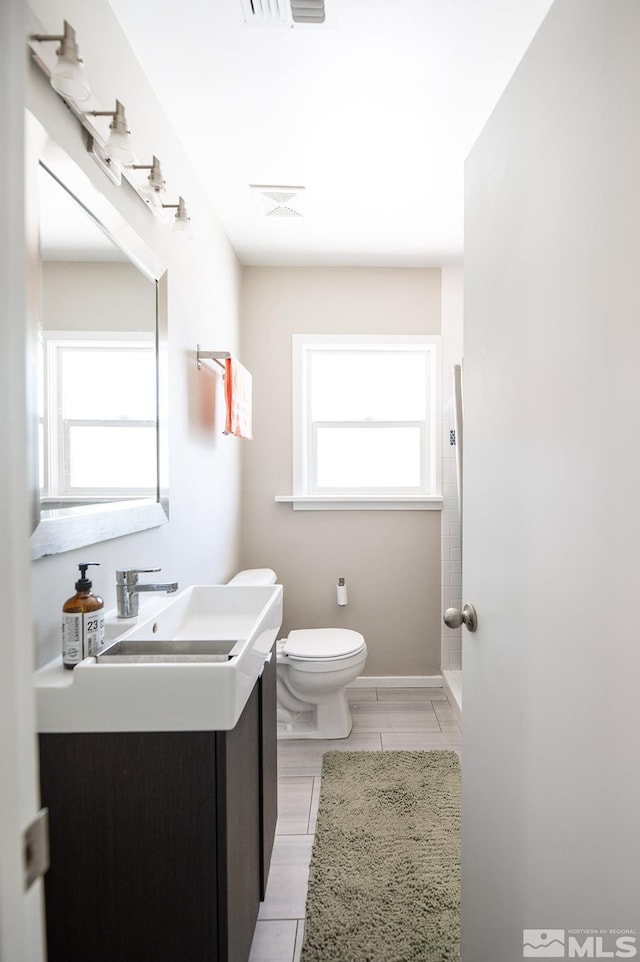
[
  {"left": 40, "top": 332, "right": 157, "bottom": 502},
  {"left": 285, "top": 334, "right": 441, "bottom": 509}
]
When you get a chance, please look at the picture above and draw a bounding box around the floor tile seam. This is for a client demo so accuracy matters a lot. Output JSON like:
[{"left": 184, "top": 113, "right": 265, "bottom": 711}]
[
  {"left": 433, "top": 702, "right": 455, "bottom": 718},
  {"left": 293, "top": 920, "right": 305, "bottom": 962},
  {"left": 270, "top": 832, "right": 311, "bottom": 838},
  {"left": 350, "top": 700, "right": 443, "bottom": 707},
  {"left": 304, "top": 785, "right": 313, "bottom": 834},
  {"left": 379, "top": 737, "right": 463, "bottom": 746},
  {"left": 369, "top": 708, "right": 449, "bottom": 714},
  {"left": 306, "top": 776, "right": 321, "bottom": 834},
  {"left": 351, "top": 726, "right": 443, "bottom": 733},
  {"left": 351, "top": 715, "right": 442, "bottom": 721},
  {"left": 257, "top": 914, "right": 306, "bottom": 922}
]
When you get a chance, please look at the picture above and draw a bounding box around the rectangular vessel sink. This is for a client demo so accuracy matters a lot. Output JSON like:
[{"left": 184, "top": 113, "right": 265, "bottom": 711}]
[
  {"left": 111, "top": 584, "right": 277, "bottom": 646},
  {"left": 34, "top": 583, "right": 283, "bottom": 733}
]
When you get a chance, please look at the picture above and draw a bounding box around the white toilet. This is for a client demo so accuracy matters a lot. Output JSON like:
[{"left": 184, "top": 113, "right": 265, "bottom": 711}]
[{"left": 228, "top": 569, "right": 367, "bottom": 739}]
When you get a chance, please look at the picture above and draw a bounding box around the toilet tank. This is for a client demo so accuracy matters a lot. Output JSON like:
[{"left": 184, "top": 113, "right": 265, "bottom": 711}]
[{"left": 227, "top": 568, "right": 277, "bottom": 586}]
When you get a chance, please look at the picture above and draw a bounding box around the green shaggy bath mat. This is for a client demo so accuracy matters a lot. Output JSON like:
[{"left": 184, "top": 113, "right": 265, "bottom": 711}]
[{"left": 301, "top": 751, "right": 461, "bottom": 962}]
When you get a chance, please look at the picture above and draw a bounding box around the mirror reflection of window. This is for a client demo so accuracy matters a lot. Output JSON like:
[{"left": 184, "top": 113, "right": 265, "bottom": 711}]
[
  {"left": 37, "top": 162, "right": 158, "bottom": 510},
  {"left": 42, "top": 333, "right": 156, "bottom": 500}
]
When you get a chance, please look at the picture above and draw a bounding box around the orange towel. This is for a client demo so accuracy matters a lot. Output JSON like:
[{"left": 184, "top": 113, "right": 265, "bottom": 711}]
[{"left": 224, "top": 356, "right": 253, "bottom": 439}]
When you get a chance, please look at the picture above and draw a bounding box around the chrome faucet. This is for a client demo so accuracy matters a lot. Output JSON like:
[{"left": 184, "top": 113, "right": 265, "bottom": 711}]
[{"left": 116, "top": 568, "right": 179, "bottom": 619}]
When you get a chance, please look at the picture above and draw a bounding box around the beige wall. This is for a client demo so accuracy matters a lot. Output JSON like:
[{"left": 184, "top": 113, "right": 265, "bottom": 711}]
[
  {"left": 43, "top": 261, "right": 155, "bottom": 332},
  {"left": 240, "top": 267, "right": 442, "bottom": 677}
]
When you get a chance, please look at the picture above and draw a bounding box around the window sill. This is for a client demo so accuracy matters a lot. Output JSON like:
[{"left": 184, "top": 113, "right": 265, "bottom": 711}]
[{"left": 274, "top": 495, "right": 443, "bottom": 511}]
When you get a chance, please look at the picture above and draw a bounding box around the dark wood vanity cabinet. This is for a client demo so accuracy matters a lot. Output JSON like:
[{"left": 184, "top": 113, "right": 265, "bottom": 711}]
[
  {"left": 259, "top": 644, "right": 277, "bottom": 899},
  {"left": 38, "top": 646, "right": 277, "bottom": 962}
]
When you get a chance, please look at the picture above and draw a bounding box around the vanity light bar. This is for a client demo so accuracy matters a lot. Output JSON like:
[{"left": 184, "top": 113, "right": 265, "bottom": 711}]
[
  {"left": 28, "top": 14, "right": 191, "bottom": 234},
  {"left": 86, "top": 135, "right": 122, "bottom": 186}
]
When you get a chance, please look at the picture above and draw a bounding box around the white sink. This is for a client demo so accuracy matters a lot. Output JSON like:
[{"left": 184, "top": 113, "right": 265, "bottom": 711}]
[{"left": 34, "top": 584, "right": 283, "bottom": 733}]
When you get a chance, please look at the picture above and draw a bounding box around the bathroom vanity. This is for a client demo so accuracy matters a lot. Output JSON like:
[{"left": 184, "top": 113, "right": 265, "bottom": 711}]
[
  {"left": 34, "top": 583, "right": 283, "bottom": 962},
  {"left": 38, "top": 642, "right": 277, "bottom": 962}
]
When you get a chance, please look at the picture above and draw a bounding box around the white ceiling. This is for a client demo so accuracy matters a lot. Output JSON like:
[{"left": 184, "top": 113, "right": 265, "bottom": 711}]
[{"left": 107, "top": 0, "right": 554, "bottom": 267}]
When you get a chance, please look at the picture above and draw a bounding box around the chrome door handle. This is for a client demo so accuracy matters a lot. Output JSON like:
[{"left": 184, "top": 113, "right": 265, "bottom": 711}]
[{"left": 443, "top": 603, "right": 478, "bottom": 633}]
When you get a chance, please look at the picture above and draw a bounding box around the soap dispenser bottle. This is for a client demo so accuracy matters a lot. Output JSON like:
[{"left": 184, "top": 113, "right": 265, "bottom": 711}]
[{"left": 62, "top": 562, "right": 105, "bottom": 669}]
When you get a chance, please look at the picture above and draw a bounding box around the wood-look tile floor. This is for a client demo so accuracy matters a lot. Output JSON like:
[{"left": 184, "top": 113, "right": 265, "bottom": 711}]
[{"left": 249, "top": 688, "right": 462, "bottom": 962}]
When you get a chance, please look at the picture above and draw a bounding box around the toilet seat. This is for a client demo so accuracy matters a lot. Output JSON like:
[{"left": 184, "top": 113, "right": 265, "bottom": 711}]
[{"left": 283, "top": 628, "right": 366, "bottom": 661}]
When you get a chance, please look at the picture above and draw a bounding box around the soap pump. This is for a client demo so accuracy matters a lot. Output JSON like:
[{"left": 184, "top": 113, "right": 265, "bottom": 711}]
[{"left": 62, "top": 562, "right": 105, "bottom": 669}]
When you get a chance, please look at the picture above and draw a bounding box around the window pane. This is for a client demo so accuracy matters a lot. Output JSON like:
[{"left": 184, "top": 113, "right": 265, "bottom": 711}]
[
  {"left": 315, "top": 426, "right": 422, "bottom": 489},
  {"left": 310, "top": 351, "right": 427, "bottom": 421},
  {"left": 61, "top": 346, "right": 156, "bottom": 420},
  {"left": 68, "top": 425, "right": 156, "bottom": 489}
]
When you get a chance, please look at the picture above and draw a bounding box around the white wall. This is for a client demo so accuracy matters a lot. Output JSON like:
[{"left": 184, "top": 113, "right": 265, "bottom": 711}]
[
  {"left": 0, "top": 0, "right": 46, "bottom": 956},
  {"left": 240, "top": 267, "right": 442, "bottom": 677},
  {"left": 463, "top": 0, "right": 640, "bottom": 955},
  {"left": 28, "top": 0, "right": 244, "bottom": 667}
]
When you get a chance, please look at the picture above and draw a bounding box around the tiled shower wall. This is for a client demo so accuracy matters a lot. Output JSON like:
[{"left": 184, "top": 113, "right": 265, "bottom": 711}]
[{"left": 441, "top": 266, "right": 463, "bottom": 671}]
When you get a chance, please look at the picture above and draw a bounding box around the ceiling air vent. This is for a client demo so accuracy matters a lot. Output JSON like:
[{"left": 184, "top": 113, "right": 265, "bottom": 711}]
[
  {"left": 250, "top": 185, "right": 305, "bottom": 217},
  {"left": 291, "top": 0, "right": 325, "bottom": 23},
  {"left": 240, "top": 0, "right": 327, "bottom": 28}
]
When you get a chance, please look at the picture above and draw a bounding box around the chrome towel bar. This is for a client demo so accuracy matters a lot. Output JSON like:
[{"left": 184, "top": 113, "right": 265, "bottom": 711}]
[{"left": 196, "top": 345, "right": 231, "bottom": 371}]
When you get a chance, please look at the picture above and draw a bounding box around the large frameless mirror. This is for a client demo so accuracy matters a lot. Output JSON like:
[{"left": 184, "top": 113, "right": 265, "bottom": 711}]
[{"left": 27, "top": 111, "right": 169, "bottom": 559}]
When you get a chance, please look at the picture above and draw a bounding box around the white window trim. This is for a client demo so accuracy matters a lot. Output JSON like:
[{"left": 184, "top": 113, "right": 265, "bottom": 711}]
[
  {"left": 274, "top": 494, "right": 443, "bottom": 511},
  {"left": 278, "top": 334, "right": 443, "bottom": 511},
  {"left": 42, "top": 331, "right": 156, "bottom": 501}
]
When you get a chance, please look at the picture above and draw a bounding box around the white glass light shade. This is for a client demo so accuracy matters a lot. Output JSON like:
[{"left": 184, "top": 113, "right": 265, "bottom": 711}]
[
  {"left": 106, "top": 128, "right": 135, "bottom": 164},
  {"left": 33, "top": 21, "right": 91, "bottom": 103},
  {"left": 50, "top": 55, "right": 91, "bottom": 103},
  {"left": 172, "top": 219, "right": 193, "bottom": 240},
  {"left": 172, "top": 198, "right": 193, "bottom": 238},
  {"left": 173, "top": 212, "right": 190, "bottom": 231},
  {"left": 140, "top": 159, "right": 166, "bottom": 205}
]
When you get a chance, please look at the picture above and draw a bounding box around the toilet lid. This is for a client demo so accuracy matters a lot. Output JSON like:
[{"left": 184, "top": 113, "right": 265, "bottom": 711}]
[{"left": 284, "top": 628, "right": 366, "bottom": 660}]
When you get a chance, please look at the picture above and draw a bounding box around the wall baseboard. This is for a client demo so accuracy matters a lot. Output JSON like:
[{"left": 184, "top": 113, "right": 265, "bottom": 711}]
[{"left": 349, "top": 675, "right": 443, "bottom": 689}]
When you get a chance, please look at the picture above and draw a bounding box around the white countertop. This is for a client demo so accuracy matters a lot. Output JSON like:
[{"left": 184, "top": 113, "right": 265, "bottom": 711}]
[{"left": 34, "top": 584, "right": 283, "bottom": 733}]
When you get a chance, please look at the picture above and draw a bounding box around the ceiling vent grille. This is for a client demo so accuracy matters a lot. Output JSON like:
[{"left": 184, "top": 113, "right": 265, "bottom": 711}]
[
  {"left": 291, "top": 0, "right": 325, "bottom": 23},
  {"left": 240, "top": 0, "right": 327, "bottom": 28},
  {"left": 250, "top": 185, "right": 305, "bottom": 217}
]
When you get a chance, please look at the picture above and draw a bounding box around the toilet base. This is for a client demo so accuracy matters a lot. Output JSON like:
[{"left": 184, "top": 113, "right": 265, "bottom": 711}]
[{"left": 276, "top": 689, "right": 353, "bottom": 740}]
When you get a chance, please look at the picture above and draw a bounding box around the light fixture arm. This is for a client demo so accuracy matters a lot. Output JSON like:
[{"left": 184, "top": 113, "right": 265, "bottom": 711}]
[
  {"left": 131, "top": 156, "right": 166, "bottom": 192},
  {"left": 131, "top": 157, "right": 160, "bottom": 172},
  {"left": 162, "top": 196, "right": 189, "bottom": 217},
  {"left": 32, "top": 20, "right": 82, "bottom": 62},
  {"left": 88, "top": 99, "right": 129, "bottom": 135},
  {"left": 162, "top": 196, "right": 192, "bottom": 236}
]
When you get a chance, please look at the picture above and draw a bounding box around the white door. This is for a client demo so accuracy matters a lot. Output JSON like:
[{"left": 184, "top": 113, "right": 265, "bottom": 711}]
[{"left": 461, "top": 1, "right": 640, "bottom": 959}]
